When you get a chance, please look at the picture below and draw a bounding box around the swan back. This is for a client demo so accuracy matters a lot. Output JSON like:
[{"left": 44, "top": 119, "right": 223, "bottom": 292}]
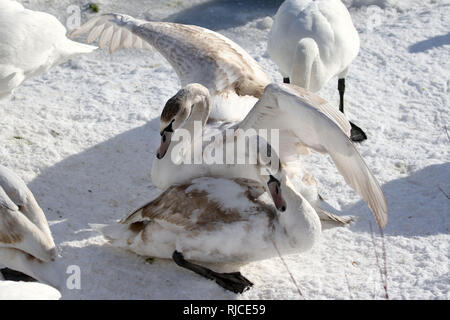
[
  {"left": 268, "top": 0, "right": 360, "bottom": 90},
  {"left": 0, "top": 0, "right": 96, "bottom": 97}
]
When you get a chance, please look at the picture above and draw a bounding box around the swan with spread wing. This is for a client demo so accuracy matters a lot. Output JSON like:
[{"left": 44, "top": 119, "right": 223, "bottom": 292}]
[
  {"left": 152, "top": 83, "right": 387, "bottom": 228},
  {"left": 70, "top": 13, "right": 271, "bottom": 121}
]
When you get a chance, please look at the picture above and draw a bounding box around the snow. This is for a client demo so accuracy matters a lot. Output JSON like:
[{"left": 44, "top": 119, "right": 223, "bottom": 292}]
[{"left": 0, "top": 0, "right": 448, "bottom": 299}]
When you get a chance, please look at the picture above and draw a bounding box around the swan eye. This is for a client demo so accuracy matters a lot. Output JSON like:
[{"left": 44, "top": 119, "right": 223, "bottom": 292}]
[{"left": 162, "top": 120, "right": 175, "bottom": 136}]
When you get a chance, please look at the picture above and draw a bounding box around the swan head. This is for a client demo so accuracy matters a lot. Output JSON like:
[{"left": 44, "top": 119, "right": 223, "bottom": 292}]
[
  {"left": 252, "top": 136, "right": 288, "bottom": 212},
  {"left": 157, "top": 83, "right": 210, "bottom": 160},
  {"left": 267, "top": 173, "right": 287, "bottom": 212}
]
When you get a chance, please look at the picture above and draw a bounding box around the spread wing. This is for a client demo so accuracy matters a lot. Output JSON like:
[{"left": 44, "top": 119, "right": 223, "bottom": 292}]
[
  {"left": 70, "top": 13, "right": 270, "bottom": 97},
  {"left": 238, "top": 83, "right": 387, "bottom": 228}
]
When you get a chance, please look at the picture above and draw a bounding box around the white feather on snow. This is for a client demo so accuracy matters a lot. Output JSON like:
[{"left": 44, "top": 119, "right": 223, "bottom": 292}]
[{"left": 0, "top": 0, "right": 448, "bottom": 299}]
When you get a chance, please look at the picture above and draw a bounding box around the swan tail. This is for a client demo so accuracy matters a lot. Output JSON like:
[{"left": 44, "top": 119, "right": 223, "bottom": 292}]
[
  {"left": 90, "top": 211, "right": 148, "bottom": 250},
  {"left": 315, "top": 196, "right": 354, "bottom": 225},
  {"left": 316, "top": 208, "right": 354, "bottom": 225},
  {"left": 62, "top": 38, "right": 97, "bottom": 55}
]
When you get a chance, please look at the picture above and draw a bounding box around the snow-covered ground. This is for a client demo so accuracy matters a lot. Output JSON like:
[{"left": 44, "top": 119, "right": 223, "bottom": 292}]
[{"left": 0, "top": 0, "right": 448, "bottom": 299}]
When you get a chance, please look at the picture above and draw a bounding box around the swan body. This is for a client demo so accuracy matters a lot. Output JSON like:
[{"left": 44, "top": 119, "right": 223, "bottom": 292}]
[
  {"left": 101, "top": 173, "right": 321, "bottom": 263},
  {"left": 153, "top": 83, "right": 387, "bottom": 228},
  {"left": 0, "top": 165, "right": 61, "bottom": 288},
  {"left": 267, "top": 0, "right": 359, "bottom": 91},
  {"left": 0, "top": 0, "right": 96, "bottom": 98},
  {"left": 70, "top": 13, "right": 271, "bottom": 121},
  {"left": 267, "top": 0, "right": 367, "bottom": 141},
  {"left": 0, "top": 281, "right": 61, "bottom": 300}
]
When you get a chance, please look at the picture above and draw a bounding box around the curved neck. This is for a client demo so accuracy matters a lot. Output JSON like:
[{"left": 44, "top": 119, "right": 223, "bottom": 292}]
[
  {"left": 274, "top": 174, "right": 321, "bottom": 252},
  {"left": 291, "top": 38, "right": 322, "bottom": 91},
  {"left": 181, "top": 92, "right": 210, "bottom": 139},
  {"left": 151, "top": 86, "right": 210, "bottom": 189}
]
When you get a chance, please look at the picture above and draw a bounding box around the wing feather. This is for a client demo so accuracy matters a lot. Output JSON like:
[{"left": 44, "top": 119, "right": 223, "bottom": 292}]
[
  {"left": 70, "top": 13, "right": 270, "bottom": 97},
  {"left": 239, "top": 83, "right": 387, "bottom": 228}
]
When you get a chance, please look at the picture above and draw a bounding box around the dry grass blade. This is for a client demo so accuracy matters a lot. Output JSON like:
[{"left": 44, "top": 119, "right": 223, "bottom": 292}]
[
  {"left": 271, "top": 239, "right": 304, "bottom": 299},
  {"left": 370, "top": 222, "right": 389, "bottom": 299},
  {"left": 438, "top": 185, "right": 450, "bottom": 200}
]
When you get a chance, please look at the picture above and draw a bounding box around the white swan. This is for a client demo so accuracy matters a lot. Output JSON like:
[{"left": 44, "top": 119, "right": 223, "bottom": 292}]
[
  {"left": 0, "top": 0, "right": 96, "bottom": 98},
  {"left": 152, "top": 83, "right": 387, "bottom": 228},
  {"left": 70, "top": 13, "right": 271, "bottom": 121},
  {"left": 99, "top": 169, "right": 321, "bottom": 293},
  {"left": 267, "top": 0, "right": 367, "bottom": 141},
  {"left": 0, "top": 165, "right": 62, "bottom": 289}
]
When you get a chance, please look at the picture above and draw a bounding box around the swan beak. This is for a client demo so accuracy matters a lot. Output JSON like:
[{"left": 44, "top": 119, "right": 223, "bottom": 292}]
[
  {"left": 156, "top": 131, "right": 172, "bottom": 159},
  {"left": 267, "top": 175, "right": 287, "bottom": 212}
]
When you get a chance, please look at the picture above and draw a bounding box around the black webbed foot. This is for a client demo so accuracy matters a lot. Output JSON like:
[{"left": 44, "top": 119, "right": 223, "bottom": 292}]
[
  {"left": 350, "top": 121, "right": 367, "bottom": 142},
  {"left": 172, "top": 251, "right": 253, "bottom": 294},
  {"left": 211, "top": 271, "right": 253, "bottom": 294}
]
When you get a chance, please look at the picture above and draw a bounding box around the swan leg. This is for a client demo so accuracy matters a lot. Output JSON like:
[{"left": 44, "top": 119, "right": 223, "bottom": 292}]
[
  {"left": 283, "top": 77, "right": 290, "bottom": 84},
  {"left": 338, "top": 78, "right": 345, "bottom": 113},
  {"left": 338, "top": 78, "right": 367, "bottom": 142},
  {"left": 172, "top": 251, "right": 253, "bottom": 294}
]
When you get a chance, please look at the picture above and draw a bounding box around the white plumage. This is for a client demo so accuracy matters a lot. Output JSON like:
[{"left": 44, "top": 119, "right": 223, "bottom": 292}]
[
  {"left": 0, "top": 281, "right": 61, "bottom": 300},
  {"left": 267, "top": 0, "right": 367, "bottom": 141},
  {"left": 268, "top": 0, "right": 359, "bottom": 91},
  {"left": 0, "top": 0, "right": 96, "bottom": 98},
  {"left": 101, "top": 173, "right": 321, "bottom": 264},
  {"left": 0, "top": 165, "right": 62, "bottom": 289},
  {"left": 70, "top": 13, "right": 271, "bottom": 121},
  {"left": 152, "top": 83, "right": 387, "bottom": 228},
  {"left": 99, "top": 172, "right": 322, "bottom": 292}
]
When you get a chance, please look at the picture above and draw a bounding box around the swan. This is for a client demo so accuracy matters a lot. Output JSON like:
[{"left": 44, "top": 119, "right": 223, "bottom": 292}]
[
  {"left": 0, "top": 165, "right": 62, "bottom": 290},
  {"left": 152, "top": 82, "right": 387, "bottom": 229},
  {"left": 0, "top": 0, "right": 96, "bottom": 98},
  {"left": 99, "top": 168, "right": 321, "bottom": 293},
  {"left": 267, "top": 0, "right": 367, "bottom": 142},
  {"left": 70, "top": 13, "right": 271, "bottom": 121}
]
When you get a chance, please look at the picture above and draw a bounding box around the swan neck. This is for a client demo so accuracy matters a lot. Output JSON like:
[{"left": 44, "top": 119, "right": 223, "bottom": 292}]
[
  {"left": 291, "top": 38, "right": 320, "bottom": 91},
  {"left": 275, "top": 175, "right": 321, "bottom": 251}
]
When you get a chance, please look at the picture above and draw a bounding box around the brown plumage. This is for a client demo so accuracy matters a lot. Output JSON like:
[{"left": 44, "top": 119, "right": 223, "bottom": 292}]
[{"left": 122, "top": 178, "right": 275, "bottom": 233}]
